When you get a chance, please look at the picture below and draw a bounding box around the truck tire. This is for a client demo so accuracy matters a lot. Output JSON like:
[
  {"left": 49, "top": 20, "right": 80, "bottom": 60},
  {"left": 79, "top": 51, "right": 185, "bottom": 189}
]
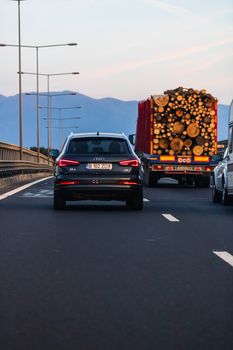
[
  {"left": 178, "top": 178, "right": 186, "bottom": 186},
  {"left": 54, "top": 192, "right": 66, "bottom": 210},
  {"left": 212, "top": 184, "right": 221, "bottom": 203},
  {"left": 195, "top": 176, "right": 210, "bottom": 188},
  {"left": 186, "top": 177, "right": 194, "bottom": 186},
  {"left": 144, "top": 169, "right": 157, "bottom": 187},
  {"left": 201, "top": 177, "right": 210, "bottom": 188},
  {"left": 126, "top": 190, "right": 143, "bottom": 210},
  {"left": 194, "top": 177, "right": 201, "bottom": 187}
]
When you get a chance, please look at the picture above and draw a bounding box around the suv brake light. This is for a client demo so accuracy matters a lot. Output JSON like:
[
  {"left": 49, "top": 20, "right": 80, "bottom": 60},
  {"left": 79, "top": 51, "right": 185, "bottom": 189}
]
[
  {"left": 57, "top": 159, "right": 80, "bottom": 167},
  {"left": 119, "top": 159, "right": 139, "bottom": 167}
]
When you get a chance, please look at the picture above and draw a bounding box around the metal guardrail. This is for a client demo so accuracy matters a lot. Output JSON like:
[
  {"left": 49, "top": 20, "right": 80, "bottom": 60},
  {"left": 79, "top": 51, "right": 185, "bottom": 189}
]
[{"left": 0, "top": 141, "right": 53, "bottom": 177}]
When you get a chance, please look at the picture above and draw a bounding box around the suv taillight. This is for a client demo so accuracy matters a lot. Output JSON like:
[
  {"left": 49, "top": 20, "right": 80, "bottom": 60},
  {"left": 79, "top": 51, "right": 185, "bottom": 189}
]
[
  {"left": 57, "top": 159, "right": 80, "bottom": 167},
  {"left": 119, "top": 159, "right": 139, "bottom": 167}
]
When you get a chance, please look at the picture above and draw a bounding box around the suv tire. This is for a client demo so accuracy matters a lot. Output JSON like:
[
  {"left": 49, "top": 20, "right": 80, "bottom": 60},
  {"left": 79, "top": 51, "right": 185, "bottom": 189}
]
[
  {"left": 195, "top": 176, "right": 210, "bottom": 188},
  {"left": 54, "top": 192, "right": 66, "bottom": 210},
  {"left": 126, "top": 190, "right": 143, "bottom": 210}
]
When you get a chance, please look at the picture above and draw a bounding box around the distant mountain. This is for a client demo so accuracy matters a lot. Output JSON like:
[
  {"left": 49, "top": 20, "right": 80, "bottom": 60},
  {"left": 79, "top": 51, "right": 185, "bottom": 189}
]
[
  {"left": 0, "top": 92, "right": 230, "bottom": 149},
  {"left": 0, "top": 92, "right": 137, "bottom": 149}
]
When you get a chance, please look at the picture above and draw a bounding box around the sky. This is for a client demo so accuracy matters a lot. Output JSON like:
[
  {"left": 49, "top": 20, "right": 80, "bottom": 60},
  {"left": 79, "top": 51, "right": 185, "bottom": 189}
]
[{"left": 0, "top": 0, "right": 232, "bottom": 104}]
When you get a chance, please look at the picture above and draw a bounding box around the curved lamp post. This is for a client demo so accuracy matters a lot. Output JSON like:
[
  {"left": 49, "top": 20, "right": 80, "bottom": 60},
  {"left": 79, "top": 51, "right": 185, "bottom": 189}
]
[
  {"left": 21, "top": 71, "right": 79, "bottom": 161},
  {"left": 0, "top": 42, "right": 78, "bottom": 160},
  {"left": 40, "top": 106, "right": 81, "bottom": 149},
  {"left": 25, "top": 92, "right": 77, "bottom": 160}
]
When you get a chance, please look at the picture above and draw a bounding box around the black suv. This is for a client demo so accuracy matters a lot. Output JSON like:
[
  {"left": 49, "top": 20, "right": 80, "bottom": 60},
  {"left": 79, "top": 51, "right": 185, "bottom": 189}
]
[{"left": 52, "top": 132, "right": 143, "bottom": 210}]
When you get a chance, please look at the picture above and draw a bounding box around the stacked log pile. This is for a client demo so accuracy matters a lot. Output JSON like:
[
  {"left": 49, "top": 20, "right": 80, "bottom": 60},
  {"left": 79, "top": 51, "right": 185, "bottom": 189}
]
[{"left": 152, "top": 87, "right": 217, "bottom": 156}]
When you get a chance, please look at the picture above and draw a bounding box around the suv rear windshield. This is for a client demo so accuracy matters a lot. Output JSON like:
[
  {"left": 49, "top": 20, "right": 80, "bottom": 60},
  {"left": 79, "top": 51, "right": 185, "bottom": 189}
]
[{"left": 66, "top": 137, "right": 131, "bottom": 155}]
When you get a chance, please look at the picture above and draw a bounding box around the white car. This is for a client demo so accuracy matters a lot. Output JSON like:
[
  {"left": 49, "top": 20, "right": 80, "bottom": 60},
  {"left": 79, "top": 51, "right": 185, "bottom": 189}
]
[
  {"left": 212, "top": 100, "right": 233, "bottom": 204},
  {"left": 212, "top": 147, "right": 233, "bottom": 204}
]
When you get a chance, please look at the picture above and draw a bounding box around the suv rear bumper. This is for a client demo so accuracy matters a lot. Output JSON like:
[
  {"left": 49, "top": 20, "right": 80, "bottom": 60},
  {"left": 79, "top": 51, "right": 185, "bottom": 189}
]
[{"left": 54, "top": 183, "right": 142, "bottom": 201}]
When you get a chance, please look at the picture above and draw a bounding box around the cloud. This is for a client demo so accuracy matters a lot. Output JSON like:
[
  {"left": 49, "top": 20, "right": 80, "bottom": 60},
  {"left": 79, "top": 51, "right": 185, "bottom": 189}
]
[
  {"left": 213, "top": 8, "right": 233, "bottom": 19},
  {"left": 88, "top": 37, "right": 233, "bottom": 78},
  {"left": 198, "top": 7, "right": 233, "bottom": 25},
  {"left": 182, "top": 49, "right": 233, "bottom": 74},
  {"left": 140, "top": 0, "right": 189, "bottom": 16},
  {"left": 160, "top": 37, "right": 233, "bottom": 62}
]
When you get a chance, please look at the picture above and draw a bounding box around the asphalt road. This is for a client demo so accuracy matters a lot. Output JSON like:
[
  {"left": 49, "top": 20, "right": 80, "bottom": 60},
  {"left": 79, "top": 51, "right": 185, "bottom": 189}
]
[{"left": 0, "top": 178, "right": 233, "bottom": 350}]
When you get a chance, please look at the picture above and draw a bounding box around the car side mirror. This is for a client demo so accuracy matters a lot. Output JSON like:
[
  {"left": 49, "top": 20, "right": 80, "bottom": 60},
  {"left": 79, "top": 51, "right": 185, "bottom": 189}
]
[
  {"left": 128, "top": 134, "right": 135, "bottom": 145},
  {"left": 50, "top": 149, "right": 60, "bottom": 159}
]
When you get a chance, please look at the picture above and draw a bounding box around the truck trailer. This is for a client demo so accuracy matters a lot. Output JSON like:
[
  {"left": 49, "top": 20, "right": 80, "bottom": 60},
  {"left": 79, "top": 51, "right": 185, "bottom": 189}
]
[{"left": 134, "top": 87, "right": 218, "bottom": 187}]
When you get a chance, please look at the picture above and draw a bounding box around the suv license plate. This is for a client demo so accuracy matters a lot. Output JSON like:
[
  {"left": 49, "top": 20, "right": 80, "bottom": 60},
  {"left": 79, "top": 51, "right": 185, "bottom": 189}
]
[
  {"left": 87, "top": 163, "right": 112, "bottom": 170},
  {"left": 176, "top": 166, "right": 192, "bottom": 171}
]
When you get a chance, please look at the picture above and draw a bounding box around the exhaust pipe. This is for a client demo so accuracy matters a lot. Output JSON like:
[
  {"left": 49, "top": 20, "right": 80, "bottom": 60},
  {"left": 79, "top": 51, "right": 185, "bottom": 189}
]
[{"left": 73, "top": 192, "right": 83, "bottom": 199}]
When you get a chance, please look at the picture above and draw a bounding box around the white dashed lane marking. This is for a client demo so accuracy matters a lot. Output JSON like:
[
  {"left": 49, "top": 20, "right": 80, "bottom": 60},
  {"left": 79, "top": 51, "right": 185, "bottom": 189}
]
[
  {"left": 213, "top": 251, "right": 233, "bottom": 268},
  {"left": 0, "top": 177, "right": 53, "bottom": 201},
  {"left": 143, "top": 198, "right": 150, "bottom": 202},
  {"left": 162, "top": 214, "right": 180, "bottom": 222},
  {"left": 22, "top": 189, "right": 53, "bottom": 198}
]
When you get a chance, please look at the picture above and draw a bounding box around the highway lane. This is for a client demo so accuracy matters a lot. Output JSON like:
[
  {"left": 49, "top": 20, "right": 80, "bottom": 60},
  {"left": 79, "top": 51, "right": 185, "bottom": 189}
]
[{"left": 0, "top": 178, "right": 233, "bottom": 350}]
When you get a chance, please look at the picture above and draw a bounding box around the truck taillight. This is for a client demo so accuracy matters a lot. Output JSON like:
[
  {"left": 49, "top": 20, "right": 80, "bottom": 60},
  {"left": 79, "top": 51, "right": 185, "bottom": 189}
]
[
  {"left": 119, "top": 159, "right": 139, "bottom": 167},
  {"left": 194, "top": 156, "right": 210, "bottom": 162},
  {"left": 57, "top": 159, "right": 80, "bottom": 167},
  {"left": 153, "top": 165, "right": 164, "bottom": 170},
  {"left": 118, "top": 180, "right": 139, "bottom": 185},
  {"left": 160, "top": 155, "right": 175, "bottom": 162}
]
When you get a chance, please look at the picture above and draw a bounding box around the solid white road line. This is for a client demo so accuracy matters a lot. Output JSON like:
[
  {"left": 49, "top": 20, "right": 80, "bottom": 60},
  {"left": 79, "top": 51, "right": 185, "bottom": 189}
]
[
  {"left": 213, "top": 251, "right": 233, "bottom": 268},
  {"left": 0, "top": 176, "right": 53, "bottom": 201},
  {"left": 162, "top": 213, "right": 180, "bottom": 222},
  {"left": 143, "top": 198, "right": 150, "bottom": 202}
]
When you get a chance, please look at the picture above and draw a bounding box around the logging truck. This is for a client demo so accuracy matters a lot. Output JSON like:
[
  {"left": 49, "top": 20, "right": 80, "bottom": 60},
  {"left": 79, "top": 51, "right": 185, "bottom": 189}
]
[{"left": 130, "top": 87, "right": 219, "bottom": 187}]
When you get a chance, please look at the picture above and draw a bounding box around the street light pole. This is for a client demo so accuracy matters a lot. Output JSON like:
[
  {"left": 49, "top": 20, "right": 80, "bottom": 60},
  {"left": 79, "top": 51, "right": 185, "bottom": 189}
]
[
  {"left": 22, "top": 71, "right": 79, "bottom": 161},
  {"left": 12, "top": 0, "right": 26, "bottom": 160},
  {"left": 36, "top": 47, "right": 39, "bottom": 162},
  {"left": 47, "top": 76, "right": 51, "bottom": 153},
  {"left": 48, "top": 94, "right": 76, "bottom": 151},
  {"left": 26, "top": 92, "right": 77, "bottom": 158},
  {"left": 1, "top": 41, "right": 78, "bottom": 162},
  {"left": 18, "top": 0, "right": 23, "bottom": 160},
  {"left": 45, "top": 125, "right": 79, "bottom": 139},
  {"left": 43, "top": 116, "right": 80, "bottom": 150},
  {"left": 39, "top": 106, "right": 81, "bottom": 149}
]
